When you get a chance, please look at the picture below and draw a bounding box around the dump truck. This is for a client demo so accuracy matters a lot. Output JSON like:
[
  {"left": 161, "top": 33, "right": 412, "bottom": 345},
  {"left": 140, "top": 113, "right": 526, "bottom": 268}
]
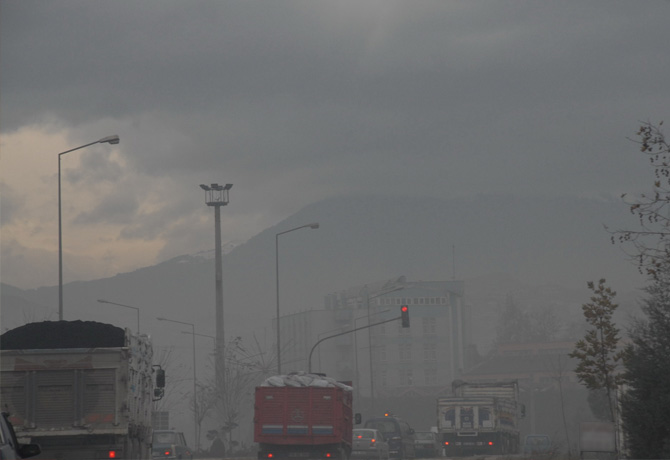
[
  {"left": 436, "top": 380, "right": 523, "bottom": 456},
  {"left": 0, "top": 320, "right": 165, "bottom": 460},
  {"left": 254, "top": 372, "right": 355, "bottom": 460}
]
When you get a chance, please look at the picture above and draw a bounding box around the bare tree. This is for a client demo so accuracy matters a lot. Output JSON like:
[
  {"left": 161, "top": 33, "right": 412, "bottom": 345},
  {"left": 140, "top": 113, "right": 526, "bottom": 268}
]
[
  {"left": 152, "top": 346, "right": 190, "bottom": 415},
  {"left": 206, "top": 335, "right": 275, "bottom": 455},
  {"left": 611, "top": 120, "right": 670, "bottom": 277}
]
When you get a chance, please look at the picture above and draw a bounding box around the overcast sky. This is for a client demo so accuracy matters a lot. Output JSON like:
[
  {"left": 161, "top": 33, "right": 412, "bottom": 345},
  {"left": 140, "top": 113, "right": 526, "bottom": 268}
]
[{"left": 1, "top": 1, "right": 669, "bottom": 290}]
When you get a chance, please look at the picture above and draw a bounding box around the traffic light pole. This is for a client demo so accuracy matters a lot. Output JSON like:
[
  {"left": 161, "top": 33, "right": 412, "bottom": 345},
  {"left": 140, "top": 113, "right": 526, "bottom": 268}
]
[{"left": 308, "top": 315, "right": 402, "bottom": 374}]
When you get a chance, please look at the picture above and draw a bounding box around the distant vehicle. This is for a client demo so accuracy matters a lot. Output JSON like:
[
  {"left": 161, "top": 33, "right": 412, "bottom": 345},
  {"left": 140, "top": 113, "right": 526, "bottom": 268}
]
[
  {"left": 364, "top": 414, "right": 415, "bottom": 459},
  {"left": 352, "top": 428, "right": 390, "bottom": 460},
  {"left": 436, "top": 380, "right": 524, "bottom": 456},
  {"left": 0, "top": 412, "right": 40, "bottom": 459},
  {"left": 152, "top": 430, "right": 193, "bottom": 459},
  {"left": 413, "top": 431, "right": 441, "bottom": 458},
  {"left": 523, "top": 434, "right": 552, "bottom": 456}
]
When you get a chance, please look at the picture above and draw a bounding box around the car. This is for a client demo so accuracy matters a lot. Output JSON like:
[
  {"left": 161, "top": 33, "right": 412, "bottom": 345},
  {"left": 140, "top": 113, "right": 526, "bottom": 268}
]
[
  {"left": 413, "top": 431, "right": 441, "bottom": 458},
  {"left": 364, "top": 415, "right": 415, "bottom": 459},
  {"left": 523, "top": 434, "right": 552, "bottom": 456},
  {"left": 152, "top": 430, "right": 193, "bottom": 459},
  {"left": 352, "top": 428, "right": 390, "bottom": 460},
  {"left": 0, "top": 412, "right": 41, "bottom": 459}
]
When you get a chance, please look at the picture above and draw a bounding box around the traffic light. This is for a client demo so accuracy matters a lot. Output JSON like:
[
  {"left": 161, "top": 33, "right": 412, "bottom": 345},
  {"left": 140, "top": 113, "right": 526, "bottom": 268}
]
[{"left": 401, "top": 305, "right": 409, "bottom": 328}]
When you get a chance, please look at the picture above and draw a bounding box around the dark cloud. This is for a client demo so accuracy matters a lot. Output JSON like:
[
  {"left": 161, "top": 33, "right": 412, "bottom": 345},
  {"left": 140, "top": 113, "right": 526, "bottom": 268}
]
[{"left": 2, "top": 1, "right": 670, "bottom": 288}]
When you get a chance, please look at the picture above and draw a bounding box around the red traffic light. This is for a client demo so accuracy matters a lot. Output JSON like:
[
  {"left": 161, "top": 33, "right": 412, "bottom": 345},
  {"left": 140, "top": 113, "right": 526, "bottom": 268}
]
[{"left": 400, "top": 305, "right": 409, "bottom": 327}]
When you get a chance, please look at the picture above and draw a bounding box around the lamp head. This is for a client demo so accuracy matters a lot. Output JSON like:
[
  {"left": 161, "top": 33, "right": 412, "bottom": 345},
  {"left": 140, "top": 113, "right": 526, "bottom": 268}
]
[
  {"left": 200, "top": 184, "right": 210, "bottom": 191},
  {"left": 309, "top": 223, "right": 320, "bottom": 229},
  {"left": 98, "top": 135, "right": 120, "bottom": 145}
]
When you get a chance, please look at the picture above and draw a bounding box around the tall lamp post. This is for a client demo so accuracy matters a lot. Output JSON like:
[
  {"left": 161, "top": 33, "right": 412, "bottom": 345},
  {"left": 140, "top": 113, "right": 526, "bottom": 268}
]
[
  {"left": 97, "top": 299, "right": 140, "bottom": 333},
  {"left": 58, "top": 135, "right": 120, "bottom": 320},
  {"left": 157, "top": 317, "right": 199, "bottom": 451},
  {"left": 275, "top": 222, "right": 319, "bottom": 374},
  {"left": 199, "top": 183, "right": 232, "bottom": 392}
]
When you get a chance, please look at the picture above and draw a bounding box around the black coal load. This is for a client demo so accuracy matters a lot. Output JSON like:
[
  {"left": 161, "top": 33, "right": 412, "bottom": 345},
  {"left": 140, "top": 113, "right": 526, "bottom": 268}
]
[{"left": 0, "top": 320, "right": 125, "bottom": 350}]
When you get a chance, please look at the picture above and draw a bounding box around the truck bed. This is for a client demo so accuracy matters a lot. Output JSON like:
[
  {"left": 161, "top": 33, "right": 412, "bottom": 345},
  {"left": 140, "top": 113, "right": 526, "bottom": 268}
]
[{"left": 254, "top": 385, "right": 353, "bottom": 446}]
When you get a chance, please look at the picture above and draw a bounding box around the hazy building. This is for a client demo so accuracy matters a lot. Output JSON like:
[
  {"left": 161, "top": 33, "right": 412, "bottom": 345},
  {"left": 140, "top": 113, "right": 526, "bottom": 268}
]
[{"left": 276, "top": 276, "right": 470, "bottom": 400}]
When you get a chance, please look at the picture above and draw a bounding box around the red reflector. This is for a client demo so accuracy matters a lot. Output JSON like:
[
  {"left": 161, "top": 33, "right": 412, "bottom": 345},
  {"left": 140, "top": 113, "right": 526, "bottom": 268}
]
[
  {"left": 444, "top": 442, "right": 450, "bottom": 446},
  {"left": 326, "top": 453, "right": 332, "bottom": 457},
  {"left": 268, "top": 454, "right": 274, "bottom": 458},
  {"left": 109, "top": 451, "right": 116, "bottom": 459},
  {"left": 164, "top": 451, "right": 171, "bottom": 456},
  {"left": 371, "top": 439, "right": 376, "bottom": 443},
  {"left": 488, "top": 442, "right": 494, "bottom": 446}
]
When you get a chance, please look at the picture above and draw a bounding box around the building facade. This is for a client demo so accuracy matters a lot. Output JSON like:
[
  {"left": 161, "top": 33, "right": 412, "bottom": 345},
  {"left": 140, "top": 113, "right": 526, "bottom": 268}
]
[{"left": 277, "top": 276, "right": 470, "bottom": 400}]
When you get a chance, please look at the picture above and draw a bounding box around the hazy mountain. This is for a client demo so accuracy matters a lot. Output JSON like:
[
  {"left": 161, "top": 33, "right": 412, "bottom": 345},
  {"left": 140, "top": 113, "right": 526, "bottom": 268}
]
[{"left": 1, "top": 193, "right": 645, "bottom": 349}]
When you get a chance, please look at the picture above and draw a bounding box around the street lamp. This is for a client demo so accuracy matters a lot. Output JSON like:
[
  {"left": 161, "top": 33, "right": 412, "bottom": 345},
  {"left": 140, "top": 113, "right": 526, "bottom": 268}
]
[
  {"left": 157, "top": 316, "right": 199, "bottom": 451},
  {"left": 275, "top": 222, "right": 320, "bottom": 374},
  {"left": 58, "top": 135, "right": 120, "bottom": 320},
  {"left": 97, "top": 299, "right": 140, "bottom": 334},
  {"left": 199, "top": 183, "right": 231, "bottom": 392}
]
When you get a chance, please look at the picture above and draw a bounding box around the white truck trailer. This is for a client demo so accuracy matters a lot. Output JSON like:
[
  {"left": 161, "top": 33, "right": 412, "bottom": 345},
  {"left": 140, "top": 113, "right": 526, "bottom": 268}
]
[{"left": 436, "top": 380, "right": 523, "bottom": 456}]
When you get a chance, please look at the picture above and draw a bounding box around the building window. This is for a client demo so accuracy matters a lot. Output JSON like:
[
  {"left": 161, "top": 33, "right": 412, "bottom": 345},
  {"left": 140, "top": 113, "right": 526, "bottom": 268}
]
[
  {"left": 424, "top": 368, "right": 438, "bottom": 385},
  {"left": 399, "top": 344, "right": 412, "bottom": 361},
  {"left": 422, "top": 317, "right": 436, "bottom": 335},
  {"left": 423, "top": 343, "right": 437, "bottom": 361}
]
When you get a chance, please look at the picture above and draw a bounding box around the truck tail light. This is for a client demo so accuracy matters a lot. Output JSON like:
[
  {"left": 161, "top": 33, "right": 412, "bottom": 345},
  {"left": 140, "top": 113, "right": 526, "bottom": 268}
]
[
  {"left": 267, "top": 454, "right": 274, "bottom": 458},
  {"left": 488, "top": 442, "right": 494, "bottom": 446},
  {"left": 108, "top": 451, "right": 117, "bottom": 458},
  {"left": 444, "top": 442, "right": 450, "bottom": 446}
]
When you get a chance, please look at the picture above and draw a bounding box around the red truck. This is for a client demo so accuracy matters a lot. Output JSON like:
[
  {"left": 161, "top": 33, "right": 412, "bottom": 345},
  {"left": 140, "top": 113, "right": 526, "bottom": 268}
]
[{"left": 254, "top": 373, "right": 356, "bottom": 460}]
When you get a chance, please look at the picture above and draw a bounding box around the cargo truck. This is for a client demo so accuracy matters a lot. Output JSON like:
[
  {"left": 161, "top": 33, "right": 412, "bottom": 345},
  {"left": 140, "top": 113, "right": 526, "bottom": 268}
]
[
  {"left": 0, "top": 320, "right": 165, "bottom": 460},
  {"left": 436, "top": 380, "right": 523, "bottom": 456},
  {"left": 254, "top": 373, "right": 356, "bottom": 460}
]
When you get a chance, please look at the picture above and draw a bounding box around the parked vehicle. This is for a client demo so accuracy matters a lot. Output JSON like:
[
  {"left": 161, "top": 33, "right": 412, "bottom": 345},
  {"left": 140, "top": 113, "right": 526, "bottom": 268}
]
[
  {"left": 0, "top": 320, "right": 165, "bottom": 460},
  {"left": 523, "top": 434, "right": 552, "bottom": 456},
  {"left": 152, "top": 430, "right": 193, "bottom": 459},
  {"left": 436, "top": 380, "right": 523, "bottom": 456},
  {"left": 0, "top": 412, "right": 40, "bottom": 459},
  {"left": 254, "top": 373, "right": 356, "bottom": 460},
  {"left": 352, "top": 428, "right": 389, "bottom": 460},
  {"left": 364, "top": 414, "right": 415, "bottom": 459},
  {"left": 413, "top": 431, "right": 441, "bottom": 458}
]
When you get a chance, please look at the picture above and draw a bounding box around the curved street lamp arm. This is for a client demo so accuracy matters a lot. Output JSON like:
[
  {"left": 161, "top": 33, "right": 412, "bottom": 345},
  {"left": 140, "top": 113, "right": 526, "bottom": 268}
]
[{"left": 308, "top": 315, "right": 400, "bottom": 373}]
